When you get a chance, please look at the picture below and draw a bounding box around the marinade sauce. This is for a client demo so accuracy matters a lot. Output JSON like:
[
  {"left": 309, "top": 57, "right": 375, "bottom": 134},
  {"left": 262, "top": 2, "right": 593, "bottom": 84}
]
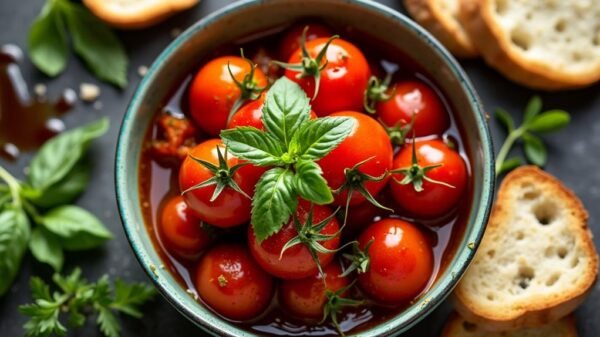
[{"left": 138, "top": 22, "right": 473, "bottom": 336}]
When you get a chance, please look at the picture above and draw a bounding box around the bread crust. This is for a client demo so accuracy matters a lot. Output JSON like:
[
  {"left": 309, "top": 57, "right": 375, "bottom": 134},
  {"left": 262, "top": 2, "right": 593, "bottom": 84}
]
[
  {"left": 453, "top": 166, "right": 598, "bottom": 331},
  {"left": 404, "top": 0, "right": 478, "bottom": 58},
  {"left": 83, "top": 0, "right": 199, "bottom": 29},
  {"left": 460, "top": 0, "right": 600, "bottom": 90}
]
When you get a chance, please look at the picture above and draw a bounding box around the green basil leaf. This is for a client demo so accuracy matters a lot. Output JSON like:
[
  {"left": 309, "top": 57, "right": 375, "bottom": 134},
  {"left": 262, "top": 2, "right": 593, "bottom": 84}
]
[
  {"left": 523, "top": 96, "right": 542, "bottom": 123},
  {"left": 42, "top": 205, "right": 112, "bottom": 251},
  {"left": 263, "top": 77, "right": 311, "bottom": 146},
  {"left": 498, "top": 157, "right": 522, "bottom": 175},
  {"left": 25, "top": 161, "right": 89, "bottom": 209},
  {"left": 293, "top": 160, "right": 333, "bottom": 204},
  {"left": 251, "top": 168, "right": 297, "bottom": 242},
  {"left": 28, "top": 118, "right": 108, "bottom": 191},
  {"left": 0, "top": 207, "right": 31, "bottom": 296},
  {"left": 220, "top": 127, "right": 284, "bottom": 166},
  {"left": 30, "top": 228, "right": 64, "bottom": 272},
  {"left": 28, "top": 2, "right": 69, "bottom": 77},
  {"left": 0, "top": 187, "right": 10, "bottom": 209},
  {"left": 292, "top": 117, "right": 355, "bottom": 160},
  {"left": 526, "top": 110, "right": 570, "bottom": 133},
  {"left": 494, "top": 108, "right": 515, "bottom": 133},
  {"left": 523, "top": 133, "right": 547, "bottom": 166},
  {"left": 60, "top": 1, "right": 127, "bottom": 87}
]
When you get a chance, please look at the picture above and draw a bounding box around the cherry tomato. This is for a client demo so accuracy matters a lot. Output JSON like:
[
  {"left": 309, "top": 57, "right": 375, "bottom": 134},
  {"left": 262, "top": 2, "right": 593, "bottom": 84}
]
[
  {"left": 280, "top": 261, "right": 349, "bottom": 318},
  {"left": 189, "top": 56, "right": 268, "bottom": 136},
  {"left": 179, "top": 139, "right": 264, "bottom": 227},
  {"left": 377, "top": 80, "right": 448, "bottom": 137},
  {"left": 195, "top": 243, "right": 274, "bottom": 320},
  {"left": 158, "top": 195, "right": 212, "bottom": 259},
  {"left": 227, "top": 94, "right": 317, "bottom": 130},
  {"left": 248, "top": 201, "right": 341, "bottom": 279},
  {"left": 317, "top": 111, "right": 393, "bottom": 206},
  {"left": 279, "top": 23, "right": 333, "bottom": 61},
  {"left": 390, "top": 139, "right": 467, "bottom": 218},
  {"left": 357, "top": 219, "right": 433, "bottom": 303},
  {"left": 285, "top": 39, "right": 370, "bottom": 116}
]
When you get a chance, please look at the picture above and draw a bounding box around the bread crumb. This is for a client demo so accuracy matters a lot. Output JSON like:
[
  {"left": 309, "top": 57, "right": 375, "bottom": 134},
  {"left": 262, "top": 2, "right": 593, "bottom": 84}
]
[
  {"left": 80, "top": 83, "right": 100, "bottom": 102},
  {"left": 34, "top": 83, "right": 47, "bottom": 97},
  {"left": 138, "top": 65, "right": 148, "bottom": 77}
]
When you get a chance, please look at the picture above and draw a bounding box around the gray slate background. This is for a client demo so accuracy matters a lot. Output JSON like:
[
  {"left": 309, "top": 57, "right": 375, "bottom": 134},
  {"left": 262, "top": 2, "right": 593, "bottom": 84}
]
[{"left": 1, "top": 0, "right": 599, "bottom": 336}]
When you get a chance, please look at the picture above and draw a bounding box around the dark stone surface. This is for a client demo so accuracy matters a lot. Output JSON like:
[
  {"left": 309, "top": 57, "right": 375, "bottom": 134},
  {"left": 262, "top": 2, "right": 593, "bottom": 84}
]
[{"left": 0, "top": 0, "right": 598, "bottom": 336}]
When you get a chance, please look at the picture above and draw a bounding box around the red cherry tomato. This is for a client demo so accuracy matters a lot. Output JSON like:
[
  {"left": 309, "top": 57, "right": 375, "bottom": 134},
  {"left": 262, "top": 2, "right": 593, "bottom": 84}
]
[
  {"left": 158, "top": 195, "right": 212, "bottom": 259},
  {"left": 279, "top": 23, "right": 333, "bottom": 61},
  {"left": 377, "top": 80, "right": 448, "bottom": 137},
  {"left": 248, "top": 201, "right": 341, "bottom": 279},
  {"left": 179, "top": 139, "right": 264, "bottom": 227},
  {"left": 195, "top": 243, "right": 274, "bottom": 320},
  {"left": 189, "top": 56, "right": 268, "bottom": 136},
  {"left": 280, "top": 261, "right": 349, "bottom": 318},
  {"left": 285, "top": 39, "right": 370, "bottom": 116},
  {"left": 227, "top": 94, "right": 317, "bottom": 130},
  {"left": 390, "top": 140, "right": 467, "bottom": 218},
  {"left": 317, "top": 111, "right": 393, "bottom": 206},
  {"left": 357, "top": 219, "right": 433, "bottom": 303}
]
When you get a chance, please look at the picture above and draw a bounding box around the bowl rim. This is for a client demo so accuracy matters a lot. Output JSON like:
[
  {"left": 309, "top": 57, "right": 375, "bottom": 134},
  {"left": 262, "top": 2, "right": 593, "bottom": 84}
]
[{"left": 115, "top": 0, "right": 495, "bottom": 336}]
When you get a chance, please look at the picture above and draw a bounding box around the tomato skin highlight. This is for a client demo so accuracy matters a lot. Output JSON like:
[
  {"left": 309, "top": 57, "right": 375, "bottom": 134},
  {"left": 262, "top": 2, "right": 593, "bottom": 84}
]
[
  {"left": 284, "top": 38, "right": 370, "bottom": 116},
  {"left": 317, "top": 111, "right": 393, "bottom": 206},
  {"left": 158, "top": 195, "right": 212, "bottom": 260},
  {"left": 227, "top": 94, "right": 317, "bottom": 130},
  {"left": 178, "top": 139, "right": 264, "bottom": 227},
  {"left": 188, "top": 56, "right": 268, "bottom": 136},
  {"left": 248, "top": 202, "right": 341, "bottom": 280},
  {"left": 377, "top": 80, "right": 448, "bottom": 137},
  {"left": 278, "top": 23, "right": 333, "bottom": 61},
  {"left": 195, "top": 243, "right": 274, "bottom": 320},
  {"left": 390, "top": 140, "right": 467, "bottom": 218},
  {"left": 357, "top": 219, "right": 433, "bottom": 303},
  {"left": 279, "top": 261, "right": 349, "bottom": 318}
]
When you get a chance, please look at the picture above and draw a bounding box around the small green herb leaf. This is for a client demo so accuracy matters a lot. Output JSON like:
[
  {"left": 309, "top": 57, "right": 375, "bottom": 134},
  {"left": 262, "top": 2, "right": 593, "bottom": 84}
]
[
  {"left": 251, "top": 168, "right": 298, "bottom": 241},
  {"left": 523, "top": 133, "right": 547, "bottom": 166},
  {"left": 495, "top": 108, "right": 515, "bottom": 133},
  {"left": 524, "top": 95, "right": 543, "bottom": 123},
  {"left": 498, "top": 157, "right": 522, "bottom": 175},
  {"left": 96, "top": 306, "right": 120, "bottom": 337},
  {"left": 220, "top": 127, "right": 284, "bottom": 166},
  {"left": 41, "top": 205, "right": 112, "bottom": 251},
  {"left": 0, "top": 207, "right": 31, "bottom": 296},
  {"left": 292, "top": 117, "right": 355, "bottom": 160},
  {"left": 111, "top": 280, "right": 157, "bottom": 318},
  {"left": 24, "top": 161, "right": 90, "bottom": 209},
  {"left": 293, "top": 160, "right": 333, "bottom": 204},
  {"left": 30, "top": 228, "right": 64, "bottom": 272},
  {"left": 526, "top": 110, "right": 570, "bottom": 133},
  {"left": 28, "top": 2, "right": 69, "bottom": 77}
]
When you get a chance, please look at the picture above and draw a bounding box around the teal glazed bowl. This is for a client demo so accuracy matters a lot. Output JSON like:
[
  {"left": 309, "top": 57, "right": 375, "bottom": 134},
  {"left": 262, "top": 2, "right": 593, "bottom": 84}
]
[{"left": 115, "top": 0, "right": 495, "bottom": 336}]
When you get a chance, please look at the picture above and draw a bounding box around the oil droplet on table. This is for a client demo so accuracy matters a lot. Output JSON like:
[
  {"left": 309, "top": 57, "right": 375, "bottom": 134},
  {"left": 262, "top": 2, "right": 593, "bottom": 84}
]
[{"left": 0, "top": 44, "right": 76, "bottom": 160}]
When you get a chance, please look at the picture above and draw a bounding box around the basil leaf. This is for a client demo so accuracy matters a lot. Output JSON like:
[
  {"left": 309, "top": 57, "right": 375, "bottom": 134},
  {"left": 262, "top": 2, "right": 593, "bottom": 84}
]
[
  {"left": 498, "top": 157, "right": 522, "bottom": 175},
  {"left": 28, "top": 118, "right": 108, "bottom": 191},
  {"left": 526, "top": 110, "right": 570, "bottom": 133},
  {"left": 251, "top": 168, "right": 297, "bottom": 242},
  {"left": 220, "top": 127, "right": 284, "bottom": 166},
  {"left": 0, "top": 207, "right": 31, "bottom": 296},
  {"left": 523, "top": 96, "right": 542, "bottom": 123},
  {"left": 41, "top": 205, "right": 112, "bottom": 251},
  {"left": 60, "top": 1, "right": 127, "bottom": 88},
  {"left": 292, "top": 117, "right": 355, "bottom": 160},
  {"left": 30, "top": 228, "right": 64, "bottom": 271},
  {"left": 494, "top": 108, "right": 515, "bottom": 133},
  {"left": 263, "top": 77, "right": 311, "bottom": 146},
  {"left": 523, "top": 133, "right": 547, "bottom": 166},
  {"left": 28, "top": 2, "right": 69, "bottom": 77},
  {"left": 293, "top": 160, "right": 333, "bottom": 204},
  {"left": 24, "top": 161, "right": 89, "bottom": 209}
]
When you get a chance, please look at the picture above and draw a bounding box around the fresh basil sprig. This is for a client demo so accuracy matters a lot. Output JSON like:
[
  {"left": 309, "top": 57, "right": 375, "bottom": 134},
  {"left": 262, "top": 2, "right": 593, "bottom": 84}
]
[
  {"left": 495, "top": 96, "right": 570, "bottom": 176},
  {"left": 221, "top": 77, "right": 355, "bottom": 241},
  {"left": 28, "top": 0, "right": 128, "bottom": 87},
  {"left": 0, "top": 119, "right": 111, "bottom": 296}
]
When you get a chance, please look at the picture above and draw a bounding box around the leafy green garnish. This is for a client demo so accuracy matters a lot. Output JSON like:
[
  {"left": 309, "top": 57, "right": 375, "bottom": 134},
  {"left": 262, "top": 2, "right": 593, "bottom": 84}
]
[
  {"left": 221, "top": 77, "right": 355, "bottom": 241},
  {"left": 495, "top": 96, "right": 570, "bottom": 175},
  {"left": 20, "top": 268, "right": 157, "bottom": 337},
  {"left": 0, "top": 207, "right": 31, "bottom": 295},
  {"left": 28, "top": 0, "right": 128, "bottom": 87}
]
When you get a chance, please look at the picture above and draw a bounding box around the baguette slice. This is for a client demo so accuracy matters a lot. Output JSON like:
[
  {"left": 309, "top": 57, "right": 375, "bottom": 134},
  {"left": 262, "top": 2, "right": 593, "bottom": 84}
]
[
  {"left": 404, "top": 0, "right": 478, "bottom": 58},
  {"left": 441, "top": 312, "right": 579, "bottom": 337},
  {"left": 83, "top": 0, "right": 199, "bottom": 29},
  {"left": 454, "top": 166, "right": 598, "bottom": 331},
  {"left": 460, "top": 0, "right": 600, "bottom": 90}
]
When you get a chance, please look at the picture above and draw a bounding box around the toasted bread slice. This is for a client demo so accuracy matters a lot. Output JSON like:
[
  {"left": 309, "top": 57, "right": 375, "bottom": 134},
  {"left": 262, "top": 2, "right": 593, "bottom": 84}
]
[
  {"left": 83, "top": 0, "right": 199, "bottom": 29},
  {"left": 460, "top": 0, "right": 600, "bottom": 90},
  {"left": 404, "top": 0, "right": 478, "bottom": 58},
  {"left": 454, "top": 166, "right": 598, "bottom": 331},
  {"left": 441, "top": 312, "right": 579, "bottom": 337}
]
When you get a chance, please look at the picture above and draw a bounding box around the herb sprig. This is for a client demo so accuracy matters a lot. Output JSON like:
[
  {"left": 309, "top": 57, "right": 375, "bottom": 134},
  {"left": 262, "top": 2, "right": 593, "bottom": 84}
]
[
  {"left": 20, "top": 268, "right": 157, "bottom": 337},
  {"left": 495, "top": 96, "right": 570, "bottom": 176},
  {"left": 0, "top": 119, "right": 112, "bottom": 295}
]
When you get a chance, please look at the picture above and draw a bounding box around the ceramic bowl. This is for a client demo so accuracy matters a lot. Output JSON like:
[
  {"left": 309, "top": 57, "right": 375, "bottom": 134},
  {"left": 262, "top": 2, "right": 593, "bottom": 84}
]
[{"left": 115, "top": 0, "right": 495, "bottom": 336}]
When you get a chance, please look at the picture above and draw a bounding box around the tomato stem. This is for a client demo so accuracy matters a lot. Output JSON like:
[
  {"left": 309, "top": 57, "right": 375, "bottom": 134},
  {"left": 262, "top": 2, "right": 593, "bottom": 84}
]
[
  {"left": 340, "top": 240, "right": 373, "bottom": 277},
  {"left": 363, "top": 74, "right": 394, "bottom": 114},
  {"left": 226, "top": 49, "right": 267, "bottom": 124},
  {"left": 320, "top": 281, "right": 362, "bottom": 336}
]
